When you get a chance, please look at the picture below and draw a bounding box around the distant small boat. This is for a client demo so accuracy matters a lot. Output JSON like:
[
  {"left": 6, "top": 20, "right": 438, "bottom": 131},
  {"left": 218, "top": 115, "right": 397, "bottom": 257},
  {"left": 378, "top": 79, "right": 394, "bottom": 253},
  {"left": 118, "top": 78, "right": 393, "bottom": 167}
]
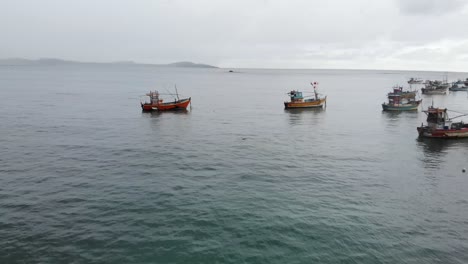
[
  {"left": 141, "top": 90, "right": 191, "bottom": 111},
  {"left": 421, "top": 88, "right": 447, "bottom": 95},
  {"left": 408, "top": 77, "right": 423, "bottom": 84},
  {"left": 417, "top": 107, "right": 468, "bottom": 138},
  {"left": 382, "top": 86, "right": 421, "bottom": 111},
  {"left": 421, "top": 80, "right": 448, "bottom": 95},
  {"left": 449, "top": 83, "right": 468, "bottom": 91},
  {"left": 284, "top": 82, "right": 326, "bottom": 109}
]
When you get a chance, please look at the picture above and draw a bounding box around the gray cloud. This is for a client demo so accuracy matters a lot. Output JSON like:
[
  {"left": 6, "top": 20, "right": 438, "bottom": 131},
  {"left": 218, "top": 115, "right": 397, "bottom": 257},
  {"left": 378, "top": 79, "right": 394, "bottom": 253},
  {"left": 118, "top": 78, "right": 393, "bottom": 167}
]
[
  {"left": 397, "top": 0, "right": 467, "bottom": 15},
  {"left": 1, "top": 0, "right": 468, "bottom": 71}
]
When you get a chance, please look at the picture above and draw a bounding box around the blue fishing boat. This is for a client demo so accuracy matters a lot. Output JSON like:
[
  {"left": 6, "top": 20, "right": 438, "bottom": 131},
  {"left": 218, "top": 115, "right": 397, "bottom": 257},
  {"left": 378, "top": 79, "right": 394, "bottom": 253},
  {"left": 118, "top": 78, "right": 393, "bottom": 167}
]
[{"left": 382, "top": 86, "right": 421, "bottom": 111}]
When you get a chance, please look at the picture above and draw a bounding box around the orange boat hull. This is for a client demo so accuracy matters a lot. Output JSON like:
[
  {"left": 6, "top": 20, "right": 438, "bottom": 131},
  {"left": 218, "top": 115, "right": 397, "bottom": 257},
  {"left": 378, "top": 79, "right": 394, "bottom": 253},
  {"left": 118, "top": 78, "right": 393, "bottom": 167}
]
[
  {"left": 141, "top": 98, "right": 191, "bottom": 111},
  {"left": 284, "top": 97, "right": 326, "bottom": 109}
]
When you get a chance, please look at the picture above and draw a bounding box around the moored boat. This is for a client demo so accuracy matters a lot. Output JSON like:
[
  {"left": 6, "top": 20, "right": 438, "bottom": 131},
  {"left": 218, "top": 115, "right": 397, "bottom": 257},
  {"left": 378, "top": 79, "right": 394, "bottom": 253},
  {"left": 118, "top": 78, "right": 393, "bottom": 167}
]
[
  {"left": 382, "top": 86, "right": 421, "bottom": 111},
  {"left": 421, "top": 80, "right": 448, "bottom": 95},
  {"left": 421, "top": 88, "right": 447, "bottom": 95},
  {"left": 417, "top": 107, "right": 468, "bottom": 138},
  {"left": 284, "top": 82, "right": 326, "bottom": 109},
  {"left": 382, "top": 101, "right": 421, "bottom": 111},
  {"left": 449, "top": 82, "right": 468, "bottom": 91},
  {"left": 141, "top": 90, "right": 191, "bottom": 111},
  {"left": 408, "top": 77, "right": 423, "bottom": 84}
]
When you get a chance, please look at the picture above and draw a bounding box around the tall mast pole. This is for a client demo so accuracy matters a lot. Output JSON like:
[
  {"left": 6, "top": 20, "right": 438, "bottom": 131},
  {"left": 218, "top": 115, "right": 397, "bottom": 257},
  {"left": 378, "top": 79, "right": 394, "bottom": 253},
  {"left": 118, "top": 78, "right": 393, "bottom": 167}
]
[{"left": 312, "top": 82, "right": 318, "bottom": 100}]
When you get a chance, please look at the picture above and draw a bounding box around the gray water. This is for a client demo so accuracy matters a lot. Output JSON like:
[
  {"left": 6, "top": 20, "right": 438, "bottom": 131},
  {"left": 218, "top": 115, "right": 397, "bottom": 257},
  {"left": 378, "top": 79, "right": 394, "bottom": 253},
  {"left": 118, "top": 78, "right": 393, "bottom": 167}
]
[{"left": 1, "top": 65, "right": 468, "bottom": 263}]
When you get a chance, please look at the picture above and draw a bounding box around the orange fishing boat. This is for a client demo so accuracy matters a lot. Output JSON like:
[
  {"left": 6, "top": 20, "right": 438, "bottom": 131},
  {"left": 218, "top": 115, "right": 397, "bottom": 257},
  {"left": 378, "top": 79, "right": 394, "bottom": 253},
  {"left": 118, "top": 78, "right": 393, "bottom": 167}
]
[
  {"left": 141, "top": 90, "right": 191, "bottom": 111},
  {"left": 284, "top": 82, "right": 327, "bottom": 109}
]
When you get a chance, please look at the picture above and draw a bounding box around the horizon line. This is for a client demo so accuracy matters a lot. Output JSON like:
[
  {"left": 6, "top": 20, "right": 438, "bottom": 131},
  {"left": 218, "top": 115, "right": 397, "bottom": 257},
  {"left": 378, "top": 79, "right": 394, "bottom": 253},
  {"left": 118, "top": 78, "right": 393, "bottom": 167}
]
[{"left": 1, "top": 57, "right": 467, "bottom": 74}]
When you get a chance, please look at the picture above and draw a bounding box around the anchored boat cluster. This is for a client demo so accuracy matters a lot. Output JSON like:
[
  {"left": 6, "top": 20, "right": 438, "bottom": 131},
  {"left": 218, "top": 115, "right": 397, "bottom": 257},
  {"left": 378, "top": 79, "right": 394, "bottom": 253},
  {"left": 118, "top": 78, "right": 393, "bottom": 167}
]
[
  {"left": 382, "top": 77, "right": 468, "bottom": 138},
  {"left": 140, "top": 78, "right": 468, "bottom": 139}
]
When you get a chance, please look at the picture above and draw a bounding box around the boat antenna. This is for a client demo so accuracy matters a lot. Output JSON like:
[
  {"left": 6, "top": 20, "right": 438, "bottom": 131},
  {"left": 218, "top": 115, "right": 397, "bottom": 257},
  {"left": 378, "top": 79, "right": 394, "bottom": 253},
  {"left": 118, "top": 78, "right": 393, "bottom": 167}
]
[
  {"left": 175, "top": 84, "right": 180, "bottom": 100},
  {"left": 163, "top": 86, "right": 176, "bottom": 100}
]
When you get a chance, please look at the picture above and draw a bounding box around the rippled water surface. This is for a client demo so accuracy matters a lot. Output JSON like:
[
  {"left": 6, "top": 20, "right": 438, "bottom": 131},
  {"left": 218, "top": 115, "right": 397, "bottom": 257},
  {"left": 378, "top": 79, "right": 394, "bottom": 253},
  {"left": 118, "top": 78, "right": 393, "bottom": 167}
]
[{"left": 1, "top": 65, "right": 468, "bottom": 263}]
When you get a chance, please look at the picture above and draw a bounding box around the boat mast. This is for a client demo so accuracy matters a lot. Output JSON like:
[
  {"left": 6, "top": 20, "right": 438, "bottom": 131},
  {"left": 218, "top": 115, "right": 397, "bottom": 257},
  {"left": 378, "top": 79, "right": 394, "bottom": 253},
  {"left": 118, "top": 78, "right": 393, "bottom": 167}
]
[
  {"left": 175, "top": 84, "right": 180, "bottom": 101},
  {"left": 312, "top": 81, "right": 318, "bottom": 100}
]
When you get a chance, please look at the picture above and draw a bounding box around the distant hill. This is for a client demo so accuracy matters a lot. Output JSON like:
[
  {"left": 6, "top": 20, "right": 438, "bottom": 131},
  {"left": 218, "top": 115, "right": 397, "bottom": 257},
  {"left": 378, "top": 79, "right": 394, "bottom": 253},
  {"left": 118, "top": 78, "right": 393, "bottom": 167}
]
[
  {"left": 0, "top": 58, "right": 36, "bottom": 65},
  {"left": 166, "top": 61, "right": 218, "bottom": 68},
  {"left": 0, "top": 58, "right": 218, "bottom": 68}
]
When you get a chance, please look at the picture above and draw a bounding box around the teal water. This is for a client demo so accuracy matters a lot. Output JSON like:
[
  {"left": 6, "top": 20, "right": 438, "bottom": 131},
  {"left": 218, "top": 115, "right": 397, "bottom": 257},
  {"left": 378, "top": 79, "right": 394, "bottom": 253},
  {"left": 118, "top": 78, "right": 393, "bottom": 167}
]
[{"left": 1, "top": 65, "right": 468, "bottom": 263}]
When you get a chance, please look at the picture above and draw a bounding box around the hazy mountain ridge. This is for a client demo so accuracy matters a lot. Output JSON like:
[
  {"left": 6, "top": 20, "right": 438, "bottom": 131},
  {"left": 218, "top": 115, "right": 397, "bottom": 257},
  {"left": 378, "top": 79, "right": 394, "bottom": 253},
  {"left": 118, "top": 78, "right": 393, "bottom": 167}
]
[
  {"left": 166, "top": 61, "right": 217, "bottom": 68},
  {"left": 0, "top": 58, "right": 218, "bottom": 68}
]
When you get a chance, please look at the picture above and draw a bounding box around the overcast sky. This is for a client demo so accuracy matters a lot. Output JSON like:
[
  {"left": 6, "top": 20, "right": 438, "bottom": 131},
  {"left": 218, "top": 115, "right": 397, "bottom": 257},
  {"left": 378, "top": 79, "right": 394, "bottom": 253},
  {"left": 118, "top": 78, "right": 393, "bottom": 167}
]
[{"left": 2, "top": 0, "right": 468, "bottom": 71}]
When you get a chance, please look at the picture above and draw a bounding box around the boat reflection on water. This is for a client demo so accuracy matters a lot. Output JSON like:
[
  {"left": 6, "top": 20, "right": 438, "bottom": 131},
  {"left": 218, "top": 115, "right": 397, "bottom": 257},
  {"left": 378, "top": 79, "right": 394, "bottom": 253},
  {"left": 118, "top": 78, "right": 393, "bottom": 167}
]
[
  {"left": 417, "top": 138, "right": 449, "bottom": 170},
  {"left": 284, "top": 107, "right": 325, "bottom": 126},
  {"left": 381, "top": 110, "right": 419, "bottom": 131},
  {"left": 141, "top": 109, "right": 190, "bottom": 122},
  {"left": 381, "top": 110, "right": 419, "bottom": 118},
  {"left": 416, "top": 137, "right": 468, "bottom": 170},
  {"left": 147, "top": 109, "right": 189, "bottom": 117},
  {"left": 285, "top": 107, "right": 325, "bottom": 114},
  {"left": 142, "top": 109, "right": 191, "bottom": 131},
  {"left": 417, "top": 137, "right": 468, "bottom": 152}
]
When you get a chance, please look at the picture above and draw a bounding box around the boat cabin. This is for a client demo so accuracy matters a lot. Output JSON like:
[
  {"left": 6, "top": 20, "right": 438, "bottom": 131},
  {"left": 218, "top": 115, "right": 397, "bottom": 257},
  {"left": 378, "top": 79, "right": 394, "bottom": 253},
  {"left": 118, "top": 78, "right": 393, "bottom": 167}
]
[
  {"left": 289, "top": 90, "right": 304, "bottom": 102},
  {"left": 145, "top": 91, "right": 163, "bottom": 104},
  {"left": 393, "top": 86, "right": 403, "bottom": 93},
  {"left": 425, "top": 107, "right": 451, "bottom": 129},
  {"left": 388, "top": 94, "right": 402, "bottom": 105}
]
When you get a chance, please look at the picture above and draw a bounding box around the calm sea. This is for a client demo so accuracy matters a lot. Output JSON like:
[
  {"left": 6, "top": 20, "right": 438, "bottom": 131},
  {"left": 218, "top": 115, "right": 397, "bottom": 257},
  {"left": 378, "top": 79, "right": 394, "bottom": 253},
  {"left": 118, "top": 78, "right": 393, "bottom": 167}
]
[{"left": 1, "top": 65, "right": 468, "bottom": 263}]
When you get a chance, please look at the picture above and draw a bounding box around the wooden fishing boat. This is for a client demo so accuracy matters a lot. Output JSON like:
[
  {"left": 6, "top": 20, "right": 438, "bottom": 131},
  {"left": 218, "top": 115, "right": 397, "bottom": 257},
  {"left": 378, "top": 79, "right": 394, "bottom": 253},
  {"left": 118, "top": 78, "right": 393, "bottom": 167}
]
[
  {"left": 382, "top": 86, "right": 421, "bottom": 111},
  {"left": 382, "top": 102, "right": 421, "bottom": 111},
  {"left": 421, "top": 86, "right": 447, "bottom": 95},
  {"left": 387, "top": 86, "right": 417, "bottom": 98},
  {"left": 284, "top": 82, "right": 326, "bottom": 109},
  {"left": 417, "top": 107, "right": 468, "bottom": 138},
  {"left": 421, "top": 80, "right": 449, "bottom": 95},
  {"left": 141, "top": 90, "right": 191, "bottom": 111}
]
